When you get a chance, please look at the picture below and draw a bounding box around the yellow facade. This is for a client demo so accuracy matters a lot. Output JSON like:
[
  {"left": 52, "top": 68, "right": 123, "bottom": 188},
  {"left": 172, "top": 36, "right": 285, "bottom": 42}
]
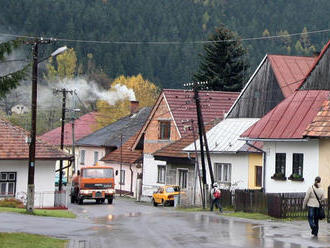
[
  {"left": 248, "top": 153, "right": 263, "bottom": 189},
  {"left": 318, "top": 139, "right": 330, "bottom": 198}
]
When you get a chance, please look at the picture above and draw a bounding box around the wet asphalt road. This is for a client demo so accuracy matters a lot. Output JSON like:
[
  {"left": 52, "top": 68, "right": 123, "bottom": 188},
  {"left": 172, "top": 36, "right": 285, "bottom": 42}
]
[{"left": 0, "top": 197, "right": 330, "bottom": 248}]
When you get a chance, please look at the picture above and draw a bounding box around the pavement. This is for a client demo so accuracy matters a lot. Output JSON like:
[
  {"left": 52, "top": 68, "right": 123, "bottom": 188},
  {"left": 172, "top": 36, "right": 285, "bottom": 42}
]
[{"left": 0, "top": 197, "right": 329, "bottom": 248}]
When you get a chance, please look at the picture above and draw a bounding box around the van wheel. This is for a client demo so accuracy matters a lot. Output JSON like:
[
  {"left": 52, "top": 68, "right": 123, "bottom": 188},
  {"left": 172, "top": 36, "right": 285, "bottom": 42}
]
[{"left": 152, "top": 198, "right": 157, "bottom": 207}]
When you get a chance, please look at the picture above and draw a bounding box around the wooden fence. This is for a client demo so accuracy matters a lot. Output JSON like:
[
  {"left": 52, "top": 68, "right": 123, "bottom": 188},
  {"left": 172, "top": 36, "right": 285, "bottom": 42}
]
[{"left": 224, "top": 189, "right": 329, "bottom": 220}]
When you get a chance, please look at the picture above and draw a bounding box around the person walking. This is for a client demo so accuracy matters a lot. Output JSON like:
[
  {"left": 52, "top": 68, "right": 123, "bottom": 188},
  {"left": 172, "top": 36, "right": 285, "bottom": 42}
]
[
  {"left": 303, "top": 176, "right": 325, "bottom": 237},
  {"left": 210, "top": 183, "right": 222, "bottom": 212}
]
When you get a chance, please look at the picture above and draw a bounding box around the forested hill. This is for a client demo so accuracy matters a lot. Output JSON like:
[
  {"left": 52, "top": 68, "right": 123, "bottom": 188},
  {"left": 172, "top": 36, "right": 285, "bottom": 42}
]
[{"left": 0, "top": 0, "right": 329, "bottom": 89}]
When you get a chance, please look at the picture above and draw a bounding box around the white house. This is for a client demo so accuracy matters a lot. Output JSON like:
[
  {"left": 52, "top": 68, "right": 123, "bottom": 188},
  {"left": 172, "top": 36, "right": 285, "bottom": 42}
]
[
  {"left": 0, "top": 118, "right": 71, "bottom": 207},
  {"left": 184, "top": 118, "right": 261, "bottom": 190}
]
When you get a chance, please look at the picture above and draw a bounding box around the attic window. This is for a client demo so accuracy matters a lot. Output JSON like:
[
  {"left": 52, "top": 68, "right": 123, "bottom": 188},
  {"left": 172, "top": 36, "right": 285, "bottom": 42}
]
[{"left": 159, "top": 121, "right": 171, "bottom": 140}]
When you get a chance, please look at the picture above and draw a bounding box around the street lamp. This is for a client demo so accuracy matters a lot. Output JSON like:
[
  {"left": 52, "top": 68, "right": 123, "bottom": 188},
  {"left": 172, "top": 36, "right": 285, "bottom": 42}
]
[{"left": 26, "top": 40, "right": 67, "bottom": 213}]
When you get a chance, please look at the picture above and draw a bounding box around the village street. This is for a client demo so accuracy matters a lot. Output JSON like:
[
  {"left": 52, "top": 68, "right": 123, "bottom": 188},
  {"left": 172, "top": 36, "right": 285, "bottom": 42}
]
[{"left": 0, "top": 197, "right": 329, "bottom": 248}]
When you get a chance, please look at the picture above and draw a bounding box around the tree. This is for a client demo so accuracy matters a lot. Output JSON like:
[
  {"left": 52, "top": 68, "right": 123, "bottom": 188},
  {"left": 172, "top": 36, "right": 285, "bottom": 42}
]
[
  {"left": 45, "top": 48, "right": 77, "bottom": 80},
  {"left": 193, "top": 25, "right": 249, "bottom": 91},
  {"left": 0, "top": 39, "right": 27, "bottom": 98},
  {"left": 96, "top": 74, "right": 159, "bottom": 127}
]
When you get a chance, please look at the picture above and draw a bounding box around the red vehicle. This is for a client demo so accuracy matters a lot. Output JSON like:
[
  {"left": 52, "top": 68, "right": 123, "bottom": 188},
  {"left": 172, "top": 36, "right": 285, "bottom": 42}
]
[{"left": 71, "top": 166, "right": 115, "bottom": 205}]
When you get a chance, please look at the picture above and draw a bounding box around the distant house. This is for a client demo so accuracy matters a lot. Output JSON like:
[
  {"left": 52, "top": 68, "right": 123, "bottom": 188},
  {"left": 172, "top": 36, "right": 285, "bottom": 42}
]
[
  {"left": 39, "top": 112, "right": 98, "bottom": 177},
  {"left": 11, "top": 104, "right": 29, "bottom": 115},
  {"left": 227, "top": 54, "right": 315, "bottom": 118},
  {"left": 0, "top": 119, "right": 71, "bottom": 207},
  {"left": 132, "top": 89, "right": 239, "bottom": 198},
  {"left": 76, "top": 103, "right": 151, "bottom": 195}
]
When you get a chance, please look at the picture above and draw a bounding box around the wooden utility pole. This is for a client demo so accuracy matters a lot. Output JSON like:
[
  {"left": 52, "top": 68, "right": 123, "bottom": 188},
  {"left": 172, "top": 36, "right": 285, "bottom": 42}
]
[
  {"left": 54, "top": 88, "right": 73, "bottom": 191},
  {"left": 26, "top": 38, "right": 52, "bottom": 213}
]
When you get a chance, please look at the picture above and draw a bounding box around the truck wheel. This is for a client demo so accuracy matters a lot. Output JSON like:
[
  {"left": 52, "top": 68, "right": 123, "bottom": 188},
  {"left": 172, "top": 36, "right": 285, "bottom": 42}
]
[
  {"left": 70, "top": 195, "right": 75, "bottom": 204},
  {"left": 152, "top": 198, "right": 157, "bottom": 207},
  {"left": 101, "top": 199, "right": 105, "bottom": 204},
  {"left": 78, "top": 197, "right": 83, "bottom": 205},
  {"left": 108, "top": 198, "right": 113, "bottom": 204}
]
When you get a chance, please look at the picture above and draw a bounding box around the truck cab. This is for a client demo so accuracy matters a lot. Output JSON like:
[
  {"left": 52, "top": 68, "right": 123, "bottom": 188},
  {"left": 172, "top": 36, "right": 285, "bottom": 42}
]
[{"left": 71, "top": 166, "right": 115, "bottom": 205}]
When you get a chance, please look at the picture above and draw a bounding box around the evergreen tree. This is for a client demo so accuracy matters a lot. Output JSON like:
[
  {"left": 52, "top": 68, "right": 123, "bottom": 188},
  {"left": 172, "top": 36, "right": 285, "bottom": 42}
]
[
  {"left": 194, "top": 25, "right": 249, "bottom": 91},
  {"left": 0, "top": 39, "right": 27, "bottom": 98}
]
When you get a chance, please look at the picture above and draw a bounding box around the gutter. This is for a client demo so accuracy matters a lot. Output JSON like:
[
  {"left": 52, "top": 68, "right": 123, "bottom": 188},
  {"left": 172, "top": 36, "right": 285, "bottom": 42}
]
[{"left": 245, "top": 141, "right": 267, "bottom": 192}]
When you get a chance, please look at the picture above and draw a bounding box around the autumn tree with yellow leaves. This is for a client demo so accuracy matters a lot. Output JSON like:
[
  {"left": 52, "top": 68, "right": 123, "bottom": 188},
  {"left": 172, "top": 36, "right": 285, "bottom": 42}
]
[{"left": 96, "top": 74, "right": 159, "bottom": 128}]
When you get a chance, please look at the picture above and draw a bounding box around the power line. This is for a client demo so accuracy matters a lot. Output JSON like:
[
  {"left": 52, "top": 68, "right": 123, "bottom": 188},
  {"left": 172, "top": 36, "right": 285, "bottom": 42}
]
[{"left": 0, "top": 28, "right": 329, "bottom": 45}]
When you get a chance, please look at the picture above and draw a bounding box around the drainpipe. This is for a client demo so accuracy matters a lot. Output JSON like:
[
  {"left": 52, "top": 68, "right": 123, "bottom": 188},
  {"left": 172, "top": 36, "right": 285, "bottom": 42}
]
[
  {"left": 245, "top": 141, "right": 267, "bottom": 192},
  {"left": 130, "top": 163, "right": 133, "bottom": 196}
]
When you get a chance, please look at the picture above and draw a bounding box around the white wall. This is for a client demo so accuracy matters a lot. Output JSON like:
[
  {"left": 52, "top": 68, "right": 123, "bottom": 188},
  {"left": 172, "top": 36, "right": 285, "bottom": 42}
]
[
  {"left": 142, "top": 154, "right": 166, "bottom": 196},
  {"left": 76, "top": 146, "right": 106, "bottom": 170},
  {"left": 102, "top": 161, "right": 141, "bottom": 197},
  {"left": 0, "top": 160, "right": 56, "bottom": 207},
  {"left": 197, "top": 153, "right": 249, "bottom": 190},
  {"left": 264, "top": 140, "right": 319, "bottom": 193}
]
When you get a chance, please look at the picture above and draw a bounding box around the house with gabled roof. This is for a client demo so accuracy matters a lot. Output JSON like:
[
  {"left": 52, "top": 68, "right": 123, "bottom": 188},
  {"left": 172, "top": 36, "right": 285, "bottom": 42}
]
[
  {"left": 132, "top": 89, "right": 239, "bottom": 198},
  {"left": 39, "top": 112, "right": 98, "bottom": 178},
  {"left": 241, "top": 90, "right": 330, "bottom": 193},
  {"left": 227, "top": 54, "right": 315, "bottom": 118},
  {"left": 75, "top": 103, "right": 151, "bottom": 196},
  {"left": 0, "top": 118, "right": 71, "bottom": 207},
  {"left": 241, "top": 41, "right": 330, "bottom": 195}
]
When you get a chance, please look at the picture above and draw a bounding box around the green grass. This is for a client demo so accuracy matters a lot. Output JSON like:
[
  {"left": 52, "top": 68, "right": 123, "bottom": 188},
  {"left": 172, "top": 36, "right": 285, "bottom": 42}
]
[
  {"left": 0, "top": 207, "right": 76, "bottom": 218},
  {"left": 222, "top": 211, "right": 274, "bottom": 220},
  {"left": 176, "top": 206, "right": 234, "bottom": 212},
  {"left": 0, "top": 233, "right": 68, "bottom": 248}
]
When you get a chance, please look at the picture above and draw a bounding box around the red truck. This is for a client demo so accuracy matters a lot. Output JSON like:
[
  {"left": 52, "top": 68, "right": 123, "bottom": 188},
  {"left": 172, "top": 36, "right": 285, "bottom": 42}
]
[{"left": 71, "top": 166, "right": 115, "bottom": 205}]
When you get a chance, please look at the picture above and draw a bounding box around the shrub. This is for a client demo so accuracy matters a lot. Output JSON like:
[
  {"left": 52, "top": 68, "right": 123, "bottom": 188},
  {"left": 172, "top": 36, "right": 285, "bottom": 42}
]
[{"left": 0, "top": 198, "right": 24, "bottom": 208}]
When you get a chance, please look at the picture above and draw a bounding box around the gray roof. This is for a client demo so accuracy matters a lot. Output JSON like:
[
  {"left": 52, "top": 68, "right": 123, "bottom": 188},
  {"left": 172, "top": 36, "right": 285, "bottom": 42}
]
[{"left": 76, "top": 107, "right": 151, "bottom": 147}]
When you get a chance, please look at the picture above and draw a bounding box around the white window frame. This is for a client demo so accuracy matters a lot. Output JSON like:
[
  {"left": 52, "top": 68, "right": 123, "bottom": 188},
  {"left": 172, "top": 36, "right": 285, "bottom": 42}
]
[
  {"left": 177, "top": 168, "right": 188, "bottom": 189},
  {"left": 120, "top": 170, "right": 125, "bottom": 185},
  {"left": 80, "top": 150, "right": 86, "bottom": 165},
  {"left": 0, "top": 172, "right": 16, "bottom": 196},
  {"left": 94, "top": 151, "right": 99, "bottom": 165},
  {"left": 157, "top": 165, "right": 166, "bottom": 184},
  {"left": 214, "top": 163, "right": 231, "bottom": 183}
]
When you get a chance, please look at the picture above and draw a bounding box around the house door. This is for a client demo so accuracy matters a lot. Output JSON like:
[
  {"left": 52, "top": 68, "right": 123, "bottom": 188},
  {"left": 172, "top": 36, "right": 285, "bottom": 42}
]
[{"left": 255, "top": 166, "right": 262, "bottom": 187}]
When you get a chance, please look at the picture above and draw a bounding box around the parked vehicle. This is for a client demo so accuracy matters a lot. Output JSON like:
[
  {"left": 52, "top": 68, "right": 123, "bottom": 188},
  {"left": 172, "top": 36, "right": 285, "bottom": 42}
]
[
  {"left": 71, "top": 166, "right": 115, "bottom": 205},
  {"left": 152, "top": 185, "right": 180, "bottom": 206}
]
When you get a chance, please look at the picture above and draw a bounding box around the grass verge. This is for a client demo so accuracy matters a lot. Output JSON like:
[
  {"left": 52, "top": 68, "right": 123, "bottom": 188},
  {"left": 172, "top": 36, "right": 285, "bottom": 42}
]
[
  {"left": 0, "top": 207, "right": 76, "bottom": 218},
  {"left": 0, "top": 233, "right": 67, "bottom": 248}
]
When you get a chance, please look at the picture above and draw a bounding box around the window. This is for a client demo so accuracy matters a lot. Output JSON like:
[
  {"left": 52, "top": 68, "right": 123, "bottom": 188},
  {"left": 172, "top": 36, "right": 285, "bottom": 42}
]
[
  {"left": 157, "top": 165, "right": 166, "bottom": 184},
  {"left": 292, "top": 153, "right": 303, "bottom": 177},
  {"left": 0, "top": 172, "right": 16, "bottom": 196},
  {"left": 275, "top": 153, "right": 286, "bottom": 175},
  {"left": 159, "top": 121, "right": 171, "bottom": 140},
  {"left": 80, "top": 150, "right": 85, "bottom": 165},
  {"left": 120, "top": 170, "right": 125, "bottom": 185},
  {"left": 178, "top": 169, "right": 188, "bottom": 189},
  {"left": 214, "top": 163, "right": 231, "bottom": 183},
  {"left": 94, "top": 151, "right": 99, "bottom": 164},
  {"left": 255, "top": 166, "right": 262, "bottom": 187}
]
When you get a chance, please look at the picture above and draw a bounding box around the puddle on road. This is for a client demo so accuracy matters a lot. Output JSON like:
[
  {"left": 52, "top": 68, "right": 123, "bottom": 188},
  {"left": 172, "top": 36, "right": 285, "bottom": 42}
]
[{"left": 93, "top": 212, "right": 142, "bottom": 225}]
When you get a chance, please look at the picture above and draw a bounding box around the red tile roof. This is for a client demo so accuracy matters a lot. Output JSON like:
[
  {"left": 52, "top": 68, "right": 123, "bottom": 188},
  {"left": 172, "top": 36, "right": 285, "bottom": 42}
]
[
  {"left": 101, "top": 132, "right": 142, "bottom": 164},
  {"left": 298, "top": 41, "right": 330, "bottom": 89},
  {"left": 39, "top": 112, "right": 98, "bottom": 146},
  {"left": 241, "top": 90, "right": 330, "bottom": 139},
  {"left": 0, "top": 118, "right": 71, "bottom": 160},
  {"left": 304, "top": 100, "right": 330, "bottom": 137},
  {"left": 268, "top": 55, "right": 315, "bottom": 97},
  {"left": 163, "top": 89, "right": 239, "bottom": 136}
]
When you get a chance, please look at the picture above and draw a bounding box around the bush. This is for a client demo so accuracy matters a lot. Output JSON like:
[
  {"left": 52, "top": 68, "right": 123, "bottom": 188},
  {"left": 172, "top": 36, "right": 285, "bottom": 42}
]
[{"left": 0, "top": 198, "right": 24, "bottom": 208}]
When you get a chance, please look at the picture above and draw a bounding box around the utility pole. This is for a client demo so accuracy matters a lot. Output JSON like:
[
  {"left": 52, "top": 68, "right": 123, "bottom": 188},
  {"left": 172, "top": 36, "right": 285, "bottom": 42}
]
[
  {"left": 184, "top": 81, "right": 215, "bottom": 208},
  {"left": 54, "top": 88, "right": 73, "bottom": 191},
  {"left": 120, "top": 133, "right": 123, "bottom": 197},
  {"left": 26, "top": 38, "right": 53, "bottom": 213},
  {"left": 190, "top": 119, "right": 204, "bottom": 206}
]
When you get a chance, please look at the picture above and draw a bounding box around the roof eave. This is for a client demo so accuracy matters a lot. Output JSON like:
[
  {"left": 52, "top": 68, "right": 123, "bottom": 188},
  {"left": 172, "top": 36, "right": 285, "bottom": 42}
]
[{"left": 239, "top": 137, "right": 309, "bottom": 142}]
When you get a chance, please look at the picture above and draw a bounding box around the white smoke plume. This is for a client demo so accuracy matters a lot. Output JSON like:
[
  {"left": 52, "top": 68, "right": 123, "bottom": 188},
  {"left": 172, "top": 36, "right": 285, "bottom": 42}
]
[{"left": 56, "top": 78, "right": 136, "bottom": 105}]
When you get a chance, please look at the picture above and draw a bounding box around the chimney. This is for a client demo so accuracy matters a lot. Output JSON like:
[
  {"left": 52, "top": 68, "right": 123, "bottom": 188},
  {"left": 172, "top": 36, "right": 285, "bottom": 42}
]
[{"left": 130, "top": 100, "right": 139, "bottom": 114}]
